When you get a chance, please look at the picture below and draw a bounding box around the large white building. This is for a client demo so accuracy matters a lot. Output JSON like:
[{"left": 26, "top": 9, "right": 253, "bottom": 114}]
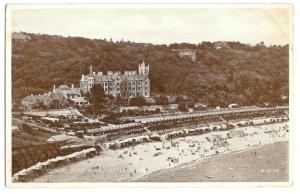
[{"left": 80, "top": 61, "right": 151, "bottom": 98}]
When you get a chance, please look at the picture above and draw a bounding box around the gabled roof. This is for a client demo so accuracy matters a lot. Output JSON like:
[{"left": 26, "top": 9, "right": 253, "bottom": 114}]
[
  {"left": 22, "top": 95, "right": 33, "bottom": 101},
  {"left": 22, "top": 94, "right": 50, "bottom": 102},
  {"left": 58, "top": 85, "right": 70, "bottom": 90}
]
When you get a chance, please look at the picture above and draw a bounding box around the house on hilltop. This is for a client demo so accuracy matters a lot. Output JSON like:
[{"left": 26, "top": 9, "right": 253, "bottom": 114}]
[
  {"left": 173, "top": 49, "right": 196, "bottom": 61},
  {"left": 214, "top": 41, "right": 229, "bottom": 50}
]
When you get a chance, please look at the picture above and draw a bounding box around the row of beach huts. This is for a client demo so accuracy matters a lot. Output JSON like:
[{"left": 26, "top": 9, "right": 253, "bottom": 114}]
[{"left": 105, "top": 116, "right": 288, "bottom": 149}]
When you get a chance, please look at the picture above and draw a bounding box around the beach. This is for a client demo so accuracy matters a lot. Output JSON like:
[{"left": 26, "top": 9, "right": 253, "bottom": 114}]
[
  {"left": 139, "top": 142, "right": 289, "bottom": 182},
  {"left": 34, "top": 122, "right": 289, "bottom": 182}
]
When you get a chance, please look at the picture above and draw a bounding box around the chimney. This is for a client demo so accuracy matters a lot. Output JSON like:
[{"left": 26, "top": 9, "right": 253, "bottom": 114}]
[
  {"left": 53, "top": 84, "right": 56, "bottom": 92},
  {"left": 72, "top": 84, "right": 74, "bottom": 88}
]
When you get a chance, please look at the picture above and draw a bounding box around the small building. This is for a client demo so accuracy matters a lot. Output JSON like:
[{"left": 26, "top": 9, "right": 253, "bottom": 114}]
[
  {"left": 69, "top": 96, "right": 89, "bottom": 107},
  {"left": 21, "top": 83, "right": 84, "bottom": 110},
  {"left": 41, "top": 117, "right": 59, "bottom": 124},
  {"left": 21, "top": 93, "right": 52, "bottom": 110},
  {"left": 228, "top": 103, "right": 239, "bottom": 108},
  {"left": 214, "top": 41, "right": 229, "bottom": 50},
  {"left": 47, "top": 134, "right": 75, "bottom": 143},
  {"left": 83, "top": 135, "right": 107, "bottom": 146},
  {"left": 166, "top": 96, "right": 177, "bottom": 104},
  {"left": 175, "top": 49, "right": 196, "bottom": 61},
  {"left": 52, "top": 84, "right": 81, "bottom": 99}
]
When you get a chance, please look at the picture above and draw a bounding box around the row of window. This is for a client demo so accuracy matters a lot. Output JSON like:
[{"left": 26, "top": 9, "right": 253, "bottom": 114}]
[
  {"left": 129, "top": 92, "right": 148, "bottom": 97},
  {"left": 103, "top": 90, "right": 149, "bottom": 97},
  {"left": 103, "top": 87, "right": 149, "bottom": 92},
  {"left": 86, "top": 80, "right": 148, "bottom": 87}
]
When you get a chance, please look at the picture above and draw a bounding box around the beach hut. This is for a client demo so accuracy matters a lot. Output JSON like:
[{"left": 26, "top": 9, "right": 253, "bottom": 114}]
[
  {"left": 204, "top": 127, "right": 210, "bottom": 133},
  {"left": 149, "top": 134, "right": 161, "bottom": 141}
]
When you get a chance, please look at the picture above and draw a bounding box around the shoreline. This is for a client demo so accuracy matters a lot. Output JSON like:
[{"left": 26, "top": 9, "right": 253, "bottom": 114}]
[
  {"left": 33, "top": 122, "right": 289, "bottom": 182},
  {"left": 137, "top": 141, "right": 289, "bottom": 182}
]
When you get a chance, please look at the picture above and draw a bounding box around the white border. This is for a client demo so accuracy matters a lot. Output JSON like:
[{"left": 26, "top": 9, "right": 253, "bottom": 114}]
[{"left": 1, "top": 0, "right": 298, "bottom": 192}]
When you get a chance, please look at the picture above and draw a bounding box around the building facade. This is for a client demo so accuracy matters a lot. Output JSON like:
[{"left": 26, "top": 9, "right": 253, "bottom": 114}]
[
  {"left": 21, "top": 84, "right": 88, "bottom": 110},
  {"left": 80, "top": 61, "right": 151, "bottom": 98}
]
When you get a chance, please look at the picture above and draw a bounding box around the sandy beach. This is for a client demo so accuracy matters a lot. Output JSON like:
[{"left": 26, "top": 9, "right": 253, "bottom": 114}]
[
  {"left": 34, "top": 122, "right": 289, "bottom": 182},
  {"left": 139, "top": 141, "right": 289, "bottom": 182}
]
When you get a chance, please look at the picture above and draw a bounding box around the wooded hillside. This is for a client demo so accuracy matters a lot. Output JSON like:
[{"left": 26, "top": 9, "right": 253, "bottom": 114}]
[{"left": 12, "top": 32, "right": 289, "bottom": 106}]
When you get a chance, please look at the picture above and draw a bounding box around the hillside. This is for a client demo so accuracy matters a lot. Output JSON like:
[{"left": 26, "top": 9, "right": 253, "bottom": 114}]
[{"left": 11, "top": 32, "right": 289, "bottom": 107}]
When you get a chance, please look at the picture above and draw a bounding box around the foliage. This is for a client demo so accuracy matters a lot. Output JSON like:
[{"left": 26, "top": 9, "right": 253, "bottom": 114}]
[
  {"left": 178, "top": 102, "right": 188, "bottom": 112},
  {"left": 155, "top": 95, "right": 169, "bottom": 105},
  {"left": 12, "top": 33, "right": 289, "bottom": 107},
  {"left": 130, "top": 96, "right": 147, "bottom": 106},
  {"left": 88, "top": 84, "right": 106, "bottom": 115}
]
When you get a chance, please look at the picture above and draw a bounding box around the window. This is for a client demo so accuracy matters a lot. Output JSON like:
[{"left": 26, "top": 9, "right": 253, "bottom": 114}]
[{"left": 145, "top": 92, "right": 148, "bottom": 96}]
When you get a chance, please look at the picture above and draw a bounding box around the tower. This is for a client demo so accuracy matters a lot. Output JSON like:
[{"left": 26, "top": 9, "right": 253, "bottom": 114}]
[
  {"left": 139, "top": 61, "right": 149, "bottom": 75},
  {"left": 89, "top": 65, "right": 93, "bottom": 75}
]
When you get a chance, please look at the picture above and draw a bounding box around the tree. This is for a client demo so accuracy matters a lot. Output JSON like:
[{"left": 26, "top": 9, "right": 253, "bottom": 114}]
[
  {"left": 130, "top": 96, "right": 147, "bottom": 106},
  {"left": 176, "top": 96, "right": 185, "bottom": 103},
  {"left": 36, "top": 100, "right": 47, "bottom": 110},
  {"left": 89, "top": 84, "right": 106, "bottom": 115},
  {"left": 115, "top": 96, "right": 126, "bottom": 106},
  {"left": 178, "top": 102, "right": 187, "bottom": 112},
  {"left": 12, "top": 33, "right": 289, "bottom": 107},
  {"left": 155, "top": 95, "right": 169, "bottom": 105}
]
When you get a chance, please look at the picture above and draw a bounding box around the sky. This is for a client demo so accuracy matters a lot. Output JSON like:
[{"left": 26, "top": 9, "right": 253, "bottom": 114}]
[{"left": 8, "top": 4, "right": 292, "bottom": 45}]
